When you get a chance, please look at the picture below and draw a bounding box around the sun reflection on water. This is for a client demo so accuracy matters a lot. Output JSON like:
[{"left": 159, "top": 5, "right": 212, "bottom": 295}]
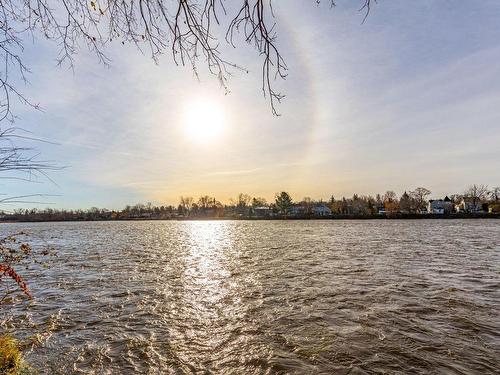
[{"left": 182, "top": 221, "right": 234, "bottom": 319}]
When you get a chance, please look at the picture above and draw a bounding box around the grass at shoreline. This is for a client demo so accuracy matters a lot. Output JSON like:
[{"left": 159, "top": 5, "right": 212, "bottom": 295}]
[{"left": 0, "top": 334, "right": 34, "bottom": 375}]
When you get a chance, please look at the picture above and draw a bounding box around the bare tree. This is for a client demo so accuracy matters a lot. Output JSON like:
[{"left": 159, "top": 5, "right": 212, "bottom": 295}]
[
  {"left": 463, "top": 184, "right": 489, "bottom": 211},
  {"left": 464, "top": 184, "right": 489, "bottom": 200},
  {"left": 179, "top": 196, "right": 194, "bottom": 213},
  {"left": 383, "top": 190, "right": 397, "bottom": 203},
  {"left": 236, "top": 193, "right": 252, "bottom": 208},
  {"left": 409, "top": 187, "right": 431, "bottom": 213},
  {"left": 197, "top": 195, "right": 217, "bottom": 209},
  {"left": 0, "top": 0, "right": 376, "bottom": 118},
  {"left": 490, "top": 186, "right": 500, "bottom": 202},
  {"left": 489, "top": 187, "right": 500, "bottom": 213}
]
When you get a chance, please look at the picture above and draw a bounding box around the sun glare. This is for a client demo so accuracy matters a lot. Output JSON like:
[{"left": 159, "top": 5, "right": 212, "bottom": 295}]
[{"left": 183, "top": 100, "right": 226, "bottom": 142}]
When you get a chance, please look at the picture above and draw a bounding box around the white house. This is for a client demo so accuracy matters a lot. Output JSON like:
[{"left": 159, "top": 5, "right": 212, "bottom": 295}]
[{"left": 428, "top": 196, "right": 454, "bottom": 214}]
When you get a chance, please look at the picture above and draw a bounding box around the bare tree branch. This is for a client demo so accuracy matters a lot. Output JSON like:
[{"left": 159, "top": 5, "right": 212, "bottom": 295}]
[{"left": 0, "top": 0, "right": 376, "bottom": 118}]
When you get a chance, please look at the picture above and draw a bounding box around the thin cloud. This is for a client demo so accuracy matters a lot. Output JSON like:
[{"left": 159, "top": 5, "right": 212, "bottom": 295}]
[{"left": 205, "top": 167, "right": 263, "bottom": 176}]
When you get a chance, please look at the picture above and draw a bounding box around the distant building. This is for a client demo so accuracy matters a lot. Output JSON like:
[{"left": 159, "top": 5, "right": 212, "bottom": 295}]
[
  {"left": 287, "top": 204, "right": 332, "bottom": 217},
  {"left": 289, "top": 205, "right": 306, "bottom": 216},
  {"left": 312, "top": 204, "right": 332, "bottom": 216},
  {"left": 457, "top": 197, "right": 483, "bottom": 213},
  {"left": 428, "top": 196, "right": 454, "bottom": 214},
  {"left": 253, "top": 206, "right": 272, "bottom": 217}
]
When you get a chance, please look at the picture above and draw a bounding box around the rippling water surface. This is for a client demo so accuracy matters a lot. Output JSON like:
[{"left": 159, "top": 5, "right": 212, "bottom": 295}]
[{"left": 1, "top": 220, "right": 499, "bottom": 374}]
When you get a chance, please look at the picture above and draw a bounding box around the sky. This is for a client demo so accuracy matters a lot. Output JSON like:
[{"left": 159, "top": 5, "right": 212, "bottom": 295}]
[{"left": 2, "top": 0, "right": 500, "bottom": 209}]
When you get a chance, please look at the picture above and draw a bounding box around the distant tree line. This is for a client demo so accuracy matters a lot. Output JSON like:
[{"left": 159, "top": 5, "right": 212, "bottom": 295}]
[{"left": 1, "top": 185, "right": 499, "bottom": 222}]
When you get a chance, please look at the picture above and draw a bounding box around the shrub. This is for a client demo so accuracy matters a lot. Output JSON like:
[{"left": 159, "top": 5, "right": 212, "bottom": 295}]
[
  {"left": 0, "top": 231, "right": 54, "bottom": 302},
  {"left": 0, "top": 334, "right": 34, "bottom": 375}
]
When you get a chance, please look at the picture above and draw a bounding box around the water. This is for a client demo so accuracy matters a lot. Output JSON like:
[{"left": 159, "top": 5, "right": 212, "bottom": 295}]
[{"left": 1, "top": 220, "right": 499, "bottom": 374}]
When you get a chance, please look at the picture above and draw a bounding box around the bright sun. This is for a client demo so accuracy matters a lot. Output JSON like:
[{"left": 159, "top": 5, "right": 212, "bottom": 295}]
[{"left": 183, "top": 100, "right": 226, "bottom": 142}]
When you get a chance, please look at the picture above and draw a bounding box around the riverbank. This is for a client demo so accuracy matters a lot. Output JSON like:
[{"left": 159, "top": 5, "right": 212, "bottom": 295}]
[{"left": 1, "top": 213, "right": 499, "bottom": 223}]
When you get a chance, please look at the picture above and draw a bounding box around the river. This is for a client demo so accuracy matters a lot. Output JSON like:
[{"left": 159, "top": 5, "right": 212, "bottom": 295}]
[{"left": 1, "top": 220, "right": 499, "bottom": 374}]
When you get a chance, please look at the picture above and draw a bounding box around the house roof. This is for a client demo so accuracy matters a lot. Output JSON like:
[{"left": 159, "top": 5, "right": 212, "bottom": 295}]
[{"left": 430, "top": 198, "right": 453, "bottom": 203}]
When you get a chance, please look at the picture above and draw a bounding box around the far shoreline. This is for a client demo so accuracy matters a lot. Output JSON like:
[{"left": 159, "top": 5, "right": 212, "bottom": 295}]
[{"left": 1, "top": 213, "right": 499, "bottom": 224}]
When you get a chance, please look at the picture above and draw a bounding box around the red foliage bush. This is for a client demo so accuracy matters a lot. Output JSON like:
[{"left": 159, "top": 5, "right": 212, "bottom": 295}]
[{"left": 0, "top": 264, "right": 31, "bottom": 298}]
